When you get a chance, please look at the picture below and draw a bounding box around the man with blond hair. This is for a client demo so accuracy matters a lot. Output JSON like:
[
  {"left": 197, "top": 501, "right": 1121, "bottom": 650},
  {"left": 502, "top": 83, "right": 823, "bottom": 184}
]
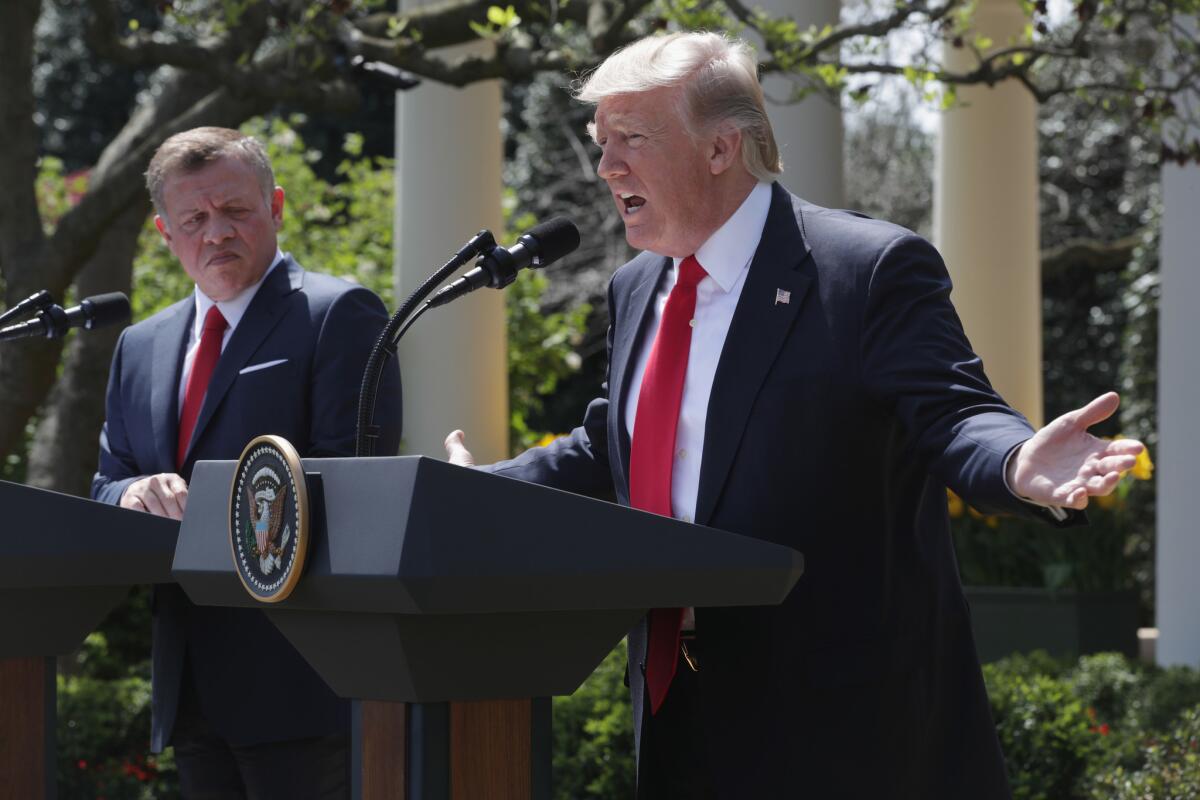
[
  {"left": 93, "top": 127, "right": 399, "bottom": 797},
  {"left": 445, "top": 32, "right": 1144, "bottom": 798}
]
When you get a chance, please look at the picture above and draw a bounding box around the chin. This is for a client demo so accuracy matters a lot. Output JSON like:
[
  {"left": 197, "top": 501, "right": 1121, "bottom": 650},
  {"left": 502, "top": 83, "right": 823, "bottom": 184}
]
[{"left": 622, "top": 224, "right": 655, "bottom": 253}]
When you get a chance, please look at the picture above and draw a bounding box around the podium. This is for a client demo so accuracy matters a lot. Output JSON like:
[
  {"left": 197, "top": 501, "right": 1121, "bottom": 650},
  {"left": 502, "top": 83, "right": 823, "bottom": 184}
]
[
  {"left": 1, "top": 458, "right": 803, "bottom": 799},
  {"left": 178, "top": 456, "right": 804, "bottom": 799},
  {"left": 0, "top": 479, "right": 178, "bottom": 799}
]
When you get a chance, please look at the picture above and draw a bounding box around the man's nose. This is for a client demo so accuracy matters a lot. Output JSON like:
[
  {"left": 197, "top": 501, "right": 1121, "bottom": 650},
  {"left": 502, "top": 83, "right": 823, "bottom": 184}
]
[
  {"left": 202, "top": 217, "right": 235, "bottom": 244},
  {"left": 597, "top": 147, "right": 627, "bottom": 180}
]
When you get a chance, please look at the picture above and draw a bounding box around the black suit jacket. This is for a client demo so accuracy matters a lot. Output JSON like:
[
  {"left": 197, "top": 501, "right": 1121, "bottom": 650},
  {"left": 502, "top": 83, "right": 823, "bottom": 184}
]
[
  {"left": 92, "top": 255, "right": 401, "bottom": 752},
  {"left": 487, "top": 184, "right": 1075, "bottom": 797}
]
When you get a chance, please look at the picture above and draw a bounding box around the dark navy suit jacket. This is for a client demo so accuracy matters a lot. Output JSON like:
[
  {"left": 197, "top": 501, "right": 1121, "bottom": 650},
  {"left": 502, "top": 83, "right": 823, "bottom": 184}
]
[
  {"left": 486, "top": 184, "right": 1076, "bottom": 798},
  {"left": 92, "top": 255, "right": 400, "bottom": 752}
]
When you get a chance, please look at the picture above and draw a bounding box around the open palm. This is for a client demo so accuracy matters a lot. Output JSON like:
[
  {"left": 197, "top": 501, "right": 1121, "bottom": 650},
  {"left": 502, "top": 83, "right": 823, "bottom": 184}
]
[{"left": 1008, "top": 392, "right": 1146, "bottom": 510}]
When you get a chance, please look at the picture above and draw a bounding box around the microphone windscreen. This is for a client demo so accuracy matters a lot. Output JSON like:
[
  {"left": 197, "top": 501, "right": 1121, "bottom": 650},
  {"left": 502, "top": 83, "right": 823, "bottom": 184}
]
[
  {"left": 526, "top": 217, "right": 581, "bottom": 266},
  {"left": 81, "top": 292, "right": 132, "bottom": 329}
]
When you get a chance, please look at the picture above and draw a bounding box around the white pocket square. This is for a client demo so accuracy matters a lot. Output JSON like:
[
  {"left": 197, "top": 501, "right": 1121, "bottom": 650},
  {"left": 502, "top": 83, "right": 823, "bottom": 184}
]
[{"left": 238, "top": 358, "right": 288, "bottom": 375}]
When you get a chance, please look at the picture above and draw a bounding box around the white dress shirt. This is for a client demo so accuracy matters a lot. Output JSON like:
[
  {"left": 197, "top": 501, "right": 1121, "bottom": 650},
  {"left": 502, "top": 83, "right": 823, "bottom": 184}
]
[
  {"left": 623, "top": 182, "right": 773, "bottom": 524},
  {"left": 177, "top": 250, "right": 284, "bottom": 414}
]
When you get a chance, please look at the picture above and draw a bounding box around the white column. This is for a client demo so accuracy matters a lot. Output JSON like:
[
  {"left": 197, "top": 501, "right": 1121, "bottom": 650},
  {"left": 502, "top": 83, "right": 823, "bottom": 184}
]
[
  {"left": 757, "top": 0, "right": 845, "bottom": 208},
  {"left": 1156, "top": 46, "right": 1200, "bottom": 665},
  {"left": 394, "top": 38, "right": 507, "bottom": 462},
  {"left": 934, "top": 0, "right": 1042, "bottom": 425}
]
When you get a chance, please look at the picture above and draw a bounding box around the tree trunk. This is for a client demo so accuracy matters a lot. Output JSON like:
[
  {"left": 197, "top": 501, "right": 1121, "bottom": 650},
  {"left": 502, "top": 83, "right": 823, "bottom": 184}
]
[
  {"left": 26, "top": 198, "right": 145, "bottom": 495},
  {"left": 0, "top": 0, "right": 60, "bottom": 465}
]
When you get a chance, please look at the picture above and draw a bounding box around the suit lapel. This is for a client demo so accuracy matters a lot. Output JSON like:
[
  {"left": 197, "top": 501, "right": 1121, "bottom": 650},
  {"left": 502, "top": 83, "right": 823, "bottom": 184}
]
[
  {"left": 182, "top": 256, "right": 303, "bottom": 462},
  {"left": 694, "top": 186, "right": 813, "bottom": 526},
  {"left": 150, "top": 300, "right": 193, "bottom": 472},
  {"left": 610, "top": 253, "right": 669, "bottom": 500}
]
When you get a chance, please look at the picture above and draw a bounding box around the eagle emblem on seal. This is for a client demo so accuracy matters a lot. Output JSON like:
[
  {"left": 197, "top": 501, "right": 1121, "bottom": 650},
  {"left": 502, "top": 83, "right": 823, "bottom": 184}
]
[{"left": 244, "top": 467, "right": 291, "bottom": 576}]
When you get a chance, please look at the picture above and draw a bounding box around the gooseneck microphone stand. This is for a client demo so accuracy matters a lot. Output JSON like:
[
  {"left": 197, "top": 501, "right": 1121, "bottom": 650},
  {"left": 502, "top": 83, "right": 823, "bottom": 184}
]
[{"left": 354, "top": 230, "right": 496, "bottom": 457}]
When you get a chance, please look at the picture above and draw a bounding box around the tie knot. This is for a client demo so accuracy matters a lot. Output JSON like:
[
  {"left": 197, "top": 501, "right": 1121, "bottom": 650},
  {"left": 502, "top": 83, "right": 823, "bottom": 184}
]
[
  {"left": 677, "top": 255, "right": 707, "bottom": 290},
  {"left": 202, "top": 305, "right": 228, "bottom": 333}
]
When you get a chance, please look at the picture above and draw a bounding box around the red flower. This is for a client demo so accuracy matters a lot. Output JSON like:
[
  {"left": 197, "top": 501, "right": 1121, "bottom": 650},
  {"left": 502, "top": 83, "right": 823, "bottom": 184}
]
[{"left": 76, "top": 759, "right": 88, "bottom": 770}]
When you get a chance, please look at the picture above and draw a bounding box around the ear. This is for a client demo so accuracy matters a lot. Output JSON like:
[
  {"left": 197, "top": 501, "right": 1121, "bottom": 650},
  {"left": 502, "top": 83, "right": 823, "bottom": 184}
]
[
  {"left": 271, "top": 187, "right": 285, "bottom": 229},
  {"left": 708, "top": 124, "right": 743, "bottom": 177},
  {"left": 154, "top": 215, "right": 171, "bottom": 244}
]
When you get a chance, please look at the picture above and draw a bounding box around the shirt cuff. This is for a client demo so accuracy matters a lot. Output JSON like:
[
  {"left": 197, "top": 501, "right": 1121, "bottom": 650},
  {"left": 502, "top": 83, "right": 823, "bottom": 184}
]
[{"left": 1003, "top": 443, "right": 1068, "bottom": 522}]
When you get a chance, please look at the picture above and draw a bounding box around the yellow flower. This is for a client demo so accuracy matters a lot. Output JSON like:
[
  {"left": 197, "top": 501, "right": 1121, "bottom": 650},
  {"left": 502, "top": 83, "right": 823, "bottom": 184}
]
[
  {"left": 1094, "top": 492, "right": 1118, "bottom": 511},
  {"left": 985, "top": 515, "right": 1000, "bottom": 529},
  {"left": 946, "top": 489, "right": 964, "bottom": 519},
  {"left": 535, "top": 432, "right": 563, "bottom": 448},
  {"left": 1130, "top": 447, "right": 1154, "bottom": 481}
]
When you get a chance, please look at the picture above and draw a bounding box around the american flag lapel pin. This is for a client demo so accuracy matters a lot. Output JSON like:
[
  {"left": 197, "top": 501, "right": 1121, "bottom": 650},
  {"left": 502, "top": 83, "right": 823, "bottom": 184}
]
[{"left": 775, "top": 288, "right": 791, "bottom": 305}]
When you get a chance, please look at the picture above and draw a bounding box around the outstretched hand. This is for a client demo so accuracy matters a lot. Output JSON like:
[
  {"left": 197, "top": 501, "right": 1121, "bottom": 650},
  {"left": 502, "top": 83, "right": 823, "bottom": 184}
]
[
  {"left": 1007, "top": 392, "right": 1145, "bottom": 510},
  {"left": 444, "top": 429, "right": 476, "bottom": 467}
]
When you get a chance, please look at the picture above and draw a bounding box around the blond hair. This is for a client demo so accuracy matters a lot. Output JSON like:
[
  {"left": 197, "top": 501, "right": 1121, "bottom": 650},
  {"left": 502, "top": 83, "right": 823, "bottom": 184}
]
[
  {"left": 145, "top": 127, "right": 275, "bottom": 219},
  {"left": 575, "top": 32, "right": 783, "bottom": 181}
]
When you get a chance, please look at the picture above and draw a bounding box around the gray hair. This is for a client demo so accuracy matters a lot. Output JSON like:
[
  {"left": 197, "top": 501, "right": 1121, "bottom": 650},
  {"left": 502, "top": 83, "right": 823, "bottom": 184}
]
[
  {"left": 145, "top": 127, "right": 275, "bottom": 219},
  {"left": 574, "top": 32, "right": 783, "bottom": 182}
]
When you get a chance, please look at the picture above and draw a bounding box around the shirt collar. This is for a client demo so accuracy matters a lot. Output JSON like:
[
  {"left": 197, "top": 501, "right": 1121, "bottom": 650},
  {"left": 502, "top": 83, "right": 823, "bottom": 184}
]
[
  {"left": 672, "top": 181, "right": 772, "bottom": 293},
  {"left": 192, "top": 249, "right": 284, "bottom": 338}
]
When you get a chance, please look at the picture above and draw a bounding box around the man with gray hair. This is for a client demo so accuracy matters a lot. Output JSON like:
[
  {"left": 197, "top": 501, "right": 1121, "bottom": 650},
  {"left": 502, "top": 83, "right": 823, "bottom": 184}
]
[
  {"left": 93, "top": 126, "right": 400, "bottom": 797},
  {"left": 446, "top": 31, "right": 1144, "bottom": 798}
]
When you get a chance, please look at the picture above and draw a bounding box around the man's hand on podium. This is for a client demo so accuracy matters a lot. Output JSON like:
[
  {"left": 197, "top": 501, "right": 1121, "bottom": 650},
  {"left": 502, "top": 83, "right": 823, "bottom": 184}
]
[
  {"left": 444, "top": 430, "right": 476, "bottom": 467},
  {"left": 121, "top": 473, "right": 188, "bottom": 520}
]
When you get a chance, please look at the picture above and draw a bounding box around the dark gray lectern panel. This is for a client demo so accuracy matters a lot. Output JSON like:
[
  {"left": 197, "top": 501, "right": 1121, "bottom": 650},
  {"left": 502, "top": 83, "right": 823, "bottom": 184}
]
[
  {"left": 269, "top": 609, "right": 644, "bottom": 701},
  {"left": 178, "top": 457, "right": 803, "bottom": 614},
  {"left": 177, "top": 456, "right": 804, "bottom": 702},
  {"left": 0, "top": 479, "right": 179, "bottom": 657},
  {"left": 0, "top": 480, "right": 178, "bottom": 587},
  {"left": 0, "top": 587, "right": 130, "bottom": 657}
]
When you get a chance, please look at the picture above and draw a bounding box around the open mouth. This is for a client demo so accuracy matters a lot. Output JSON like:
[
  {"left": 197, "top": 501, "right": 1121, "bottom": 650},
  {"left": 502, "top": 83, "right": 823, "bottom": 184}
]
[{"left": 619, "top": 192, "right": 646, "bottom": 216}]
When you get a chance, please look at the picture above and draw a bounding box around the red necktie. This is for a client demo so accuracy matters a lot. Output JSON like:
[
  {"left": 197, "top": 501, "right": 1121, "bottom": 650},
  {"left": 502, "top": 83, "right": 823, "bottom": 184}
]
[
  {"left": 177, "top": 305, "right": 227, "bottom": 469},
  {"left": 629, "top": 255, "right": 707, "bottom": 715}
]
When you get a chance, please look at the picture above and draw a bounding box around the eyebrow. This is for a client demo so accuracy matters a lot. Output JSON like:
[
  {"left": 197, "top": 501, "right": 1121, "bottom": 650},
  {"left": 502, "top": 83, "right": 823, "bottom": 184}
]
[{"left": 588, "top": 113, "right": 667, "bottom": 144}]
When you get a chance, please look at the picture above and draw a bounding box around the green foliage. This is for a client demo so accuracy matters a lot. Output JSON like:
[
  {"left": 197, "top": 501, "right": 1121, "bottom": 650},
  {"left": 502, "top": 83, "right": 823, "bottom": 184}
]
[
  {"left": 552, "top": 642, "right": 636, "bottom": 800},
  {"left": 469, "top": 4, "right": 522, "bottom": 40},
  {"left": 951, "top": 470, "right": 1154, "bottom": 594},
  {"left": 507, "top": 267, "right": 590, "bottom": 453},
  {"left": 986, "top": 662, "right": 1100, "bottom": 800},
  {"left": 1090, "top": 706, "right": 1200, "bottom": 799},
  {"left": 1072, "top": 653, "right": 1145, "bottom": 725},
  {"left": 982, "top": 652, "right": 1200, "bottom": 799},
  {"left": 1129, "top": 667, "right": 1200, "bottom": 734},
  {"left": 58, "top": 670, "right": 175, "bottom": 798}
]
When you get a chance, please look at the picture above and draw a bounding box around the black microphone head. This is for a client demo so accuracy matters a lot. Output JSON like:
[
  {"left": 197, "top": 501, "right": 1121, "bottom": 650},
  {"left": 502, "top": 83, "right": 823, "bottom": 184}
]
[
  {"left": 79, "top": 292, "right": 132, "bottom": 330},
  {"left": 522, "top": 217, "right": 580, "bottom": 268}
]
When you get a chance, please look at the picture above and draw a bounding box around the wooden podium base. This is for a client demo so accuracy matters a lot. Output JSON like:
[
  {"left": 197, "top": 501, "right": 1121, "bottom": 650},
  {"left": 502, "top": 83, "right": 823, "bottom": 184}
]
[
  {"left": 0, "top": 656, "right": 54, "bottom": 800},
  {"left": 355, "top": 698, "right": 550, "bottom": 800}
]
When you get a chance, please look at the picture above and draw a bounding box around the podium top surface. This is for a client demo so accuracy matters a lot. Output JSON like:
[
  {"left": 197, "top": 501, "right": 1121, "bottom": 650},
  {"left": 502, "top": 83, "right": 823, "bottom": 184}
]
[
  {"left": 0, "top": 479, "right": 179, "bottom": 587},
  {"left": 177, "top": 456, "right": 804, "bottom": 615}
]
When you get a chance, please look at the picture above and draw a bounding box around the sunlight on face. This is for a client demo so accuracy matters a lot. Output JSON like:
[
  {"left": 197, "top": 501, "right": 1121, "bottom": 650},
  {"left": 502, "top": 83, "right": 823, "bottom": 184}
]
[
  {"left": 155, "top": 157, "right": 283, "bottom": 302},
  {"left": 591, "top": 87, "right": 726, "bottom": 258}
]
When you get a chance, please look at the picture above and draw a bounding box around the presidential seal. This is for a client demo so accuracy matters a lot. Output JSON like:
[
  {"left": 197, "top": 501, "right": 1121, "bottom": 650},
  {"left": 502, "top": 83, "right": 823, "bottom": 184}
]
[{"left": 229, "top": 435, "right": 309, "bottom": 603}]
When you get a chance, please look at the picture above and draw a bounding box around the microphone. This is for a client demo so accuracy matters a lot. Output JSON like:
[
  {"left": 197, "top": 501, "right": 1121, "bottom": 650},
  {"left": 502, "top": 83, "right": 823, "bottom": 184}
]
[
  {"left": 0, "top": 290, "right": 56, "bottom": 327},
  {"left": 428, "top": 217, "right": 580, "bottom": 308},
  {"left": 0, "top": 292, "right": 131, "bottom": 342}
]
